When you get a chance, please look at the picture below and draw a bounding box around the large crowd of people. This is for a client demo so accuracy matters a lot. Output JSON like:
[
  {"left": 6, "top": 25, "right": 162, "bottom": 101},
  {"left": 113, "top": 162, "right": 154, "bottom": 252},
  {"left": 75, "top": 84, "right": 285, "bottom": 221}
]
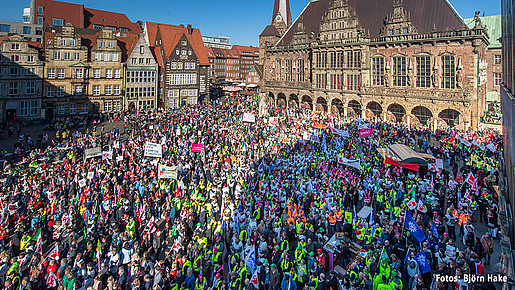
[{"left": 0, "top": 98, "right": 504, "bottom": 290}]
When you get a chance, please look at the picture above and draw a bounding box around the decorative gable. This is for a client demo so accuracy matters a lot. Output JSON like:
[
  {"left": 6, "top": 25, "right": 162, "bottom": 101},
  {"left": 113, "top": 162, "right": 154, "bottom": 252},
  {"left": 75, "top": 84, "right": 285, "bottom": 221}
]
[
  {"left": 319, "top": 0, "right": 365, "bottom": 43},
  {"left": 380, "top": 0, "right": 418, "bottom": 36}
]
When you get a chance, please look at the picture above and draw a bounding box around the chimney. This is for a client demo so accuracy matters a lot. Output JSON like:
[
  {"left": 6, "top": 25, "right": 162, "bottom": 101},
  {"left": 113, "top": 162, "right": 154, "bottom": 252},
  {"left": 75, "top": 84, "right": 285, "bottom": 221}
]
[{"left": 187, "top": 24, "right": 193, "bottom": 36}]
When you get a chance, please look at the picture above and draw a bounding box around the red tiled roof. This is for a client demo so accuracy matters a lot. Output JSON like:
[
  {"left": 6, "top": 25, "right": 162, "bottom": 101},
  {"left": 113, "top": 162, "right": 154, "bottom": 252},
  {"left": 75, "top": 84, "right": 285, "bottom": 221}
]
[
  {"left": 146, "top": 22, "right": 209, "bottom": 66},
  {"left": 232, "top": 45, "right": 259, "bottom": 55},
  {"left": 80, "top": 31, "right": 101, "bottom": 49},
  {"left": 35, "top": 0, "right": 84, "bottom": 28},
  {"left": 116, "top": 34, "right": 139, "bottom": 62},
  {"left": 84, "top": 8, "right": 141, "bottom": 34},
  {"left": 206, "top": 47, "right": 215, "bottom": 58},
  {"left": 0, "top": 36, "right": 9, "bottom": 43},
  {"left": 279, "top": 0, "right": 466, "bottom": 45},
  {"left": 151, "top": 46, "right": 164, "bottom": 68},
  {"left": 28, "top": 41, "right": 43, "bottom": 49}
]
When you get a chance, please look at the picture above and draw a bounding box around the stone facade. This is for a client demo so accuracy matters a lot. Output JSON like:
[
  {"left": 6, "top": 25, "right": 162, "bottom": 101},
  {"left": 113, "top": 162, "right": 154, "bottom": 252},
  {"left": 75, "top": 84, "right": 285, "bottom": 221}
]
[
  {"left": 124, "top": 36, "right": 158, "bottom": 111},
  {"left": 0, "top": 34, "right": 44, "bottom": 122},
  {"left": 260, "top": 0, "right": 490, "bottom": 130}
]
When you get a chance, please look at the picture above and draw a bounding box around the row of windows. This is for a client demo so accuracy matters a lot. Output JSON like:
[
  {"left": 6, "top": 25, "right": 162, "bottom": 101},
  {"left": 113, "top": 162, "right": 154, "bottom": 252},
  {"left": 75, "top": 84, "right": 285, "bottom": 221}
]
[
  {"left": 275, "top": 59, "right": 305, "bottom": 82},
  {"left": 170, "top": 62, "right": 196, "bottom": 70},
  {"left": 167, "top": 73, "right": 197, "bottom": 86},
  {"left": 46, "top": 85, "right": 121, "bottom": 97},
  {"left": 138, "top": 100, "right": 155, "bottom": 110},
  {"left": 5, "top": 82, "right": 37, "bottom": 96},
  {"left": 167, "top": 89, "right": 198, "bottom": 98},
  {"left": 59, "top": 39, "right": 77, "bottom": 47},
  {"left": 57, "top": 104, "right": 90, "bottom": 115},
  {"left": 314, "top": 51, "right": 361, "bottom": 69},
  {"left": 126, "top": 87, "right": 156, "bottom": 98},
  {"left": 0, "top": 67, "right": 37, "bottom": 76},
  {"left": 103, "top": 101, "right": 122, "bottom": 113},
  {"left": 53, "top": 51, "right": 82, "bottom": 61},
  {"left": 3, "top": 55, "right": 36, "bottom": 64},
  {"left": 19, "top": 100, "right": 39, "bottom": 116},
  {"left": 94, "top": 53, "right": 119, "bottom": 62},
  {"left": 131, "top": 58, "right": 153, "bottom": 65},
  {"left": 126, "top": 71, "right": 156, "bottom": 83},
  {"left": 47, "top": 68, "right": 121, "bottom": 79},
  {"left": 371, "top": 56, "right": 457, "bottom": 89},
  {"left": 315, "top": 74, "right": 361, "bottom": 91}
]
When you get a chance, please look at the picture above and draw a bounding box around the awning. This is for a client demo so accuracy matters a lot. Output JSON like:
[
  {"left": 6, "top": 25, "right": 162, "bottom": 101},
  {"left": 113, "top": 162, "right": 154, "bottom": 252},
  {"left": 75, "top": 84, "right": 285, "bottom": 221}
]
[{"left": 378, "top": 144, "right": 434, "bottom": 166}]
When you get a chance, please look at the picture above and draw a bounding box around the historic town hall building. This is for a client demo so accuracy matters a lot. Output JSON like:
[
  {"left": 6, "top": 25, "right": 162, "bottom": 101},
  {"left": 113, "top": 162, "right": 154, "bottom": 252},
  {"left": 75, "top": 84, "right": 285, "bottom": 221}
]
[{"left": 259, "top": 0, "right": 491, "bottom": 129}]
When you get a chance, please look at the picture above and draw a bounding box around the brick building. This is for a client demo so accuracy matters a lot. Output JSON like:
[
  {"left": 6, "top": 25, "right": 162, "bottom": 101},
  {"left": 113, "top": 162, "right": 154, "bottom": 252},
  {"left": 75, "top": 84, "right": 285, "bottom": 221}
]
[
  {"left": 26, "top": 0, "right": 141, "bottom": 35},
  {"left": 0, "top": 34, "right": 44, "bottom": 122},
  {"left": 260, "top": 0, "right": 490, "bottom": 130},
  {"left": 146, "top": 22, "right": 209, "bottom": 108},
  {"left": 206, "top": 45, "right": 260, "bottom": 83}
]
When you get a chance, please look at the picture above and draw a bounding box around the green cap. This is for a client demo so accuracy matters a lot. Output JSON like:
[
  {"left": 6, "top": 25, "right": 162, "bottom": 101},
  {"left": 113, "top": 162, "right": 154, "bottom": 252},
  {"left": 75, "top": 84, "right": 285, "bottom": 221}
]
[
  {"left": 271, "top": 264, "right": 277, "bottom": 268},
  {"left": 309, "top": 251, "right": 315, "bottom": 257}
]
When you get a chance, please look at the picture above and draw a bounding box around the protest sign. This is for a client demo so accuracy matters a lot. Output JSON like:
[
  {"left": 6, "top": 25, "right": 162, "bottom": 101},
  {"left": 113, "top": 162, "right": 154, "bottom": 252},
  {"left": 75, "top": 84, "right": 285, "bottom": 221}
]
[
  {"left": 84, "top": 147, "right": 102, "bottom": 159},
  {"left": 158, "top": 164, "right": 178, "bottom": 179},
  {"left": 144, "top": 142, "right": 162, "bottom": 158},
  {"left": 242, "top": 113, "right": 256, "bottom": 123}
]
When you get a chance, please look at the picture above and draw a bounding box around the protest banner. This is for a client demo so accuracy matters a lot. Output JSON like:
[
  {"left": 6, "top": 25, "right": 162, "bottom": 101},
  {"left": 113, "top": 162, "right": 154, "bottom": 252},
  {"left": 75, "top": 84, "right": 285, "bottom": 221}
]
[
  {"left": 84, "top": 147, "right": 102, "bottom": 159},
  {"left": 269, "top": 117, "right": 279, "bottom": 127},
  {"left": 158, "top": 164, "right": 178, "bottom": 179},
  {"left": 242, "top": 113, "right": 256, "bottom": 123},
  {"left": 144, "top": 142, "right": 163, "bottom": 158},
  {"left": 330, "top": 127, "right": 350, "bottom": 137},
  {"left": 191, "top": 144, "right": 206, "bottom": 153},
  {"left": 337, "top": 156, "right": 361, "bottom": 170}
]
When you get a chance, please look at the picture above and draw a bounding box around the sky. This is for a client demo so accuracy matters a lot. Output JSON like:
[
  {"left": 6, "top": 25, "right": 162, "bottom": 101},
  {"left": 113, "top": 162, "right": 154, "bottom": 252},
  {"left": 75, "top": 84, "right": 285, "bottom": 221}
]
[{"left": 0, "top": 0, "right": 501, "bottom": 47}]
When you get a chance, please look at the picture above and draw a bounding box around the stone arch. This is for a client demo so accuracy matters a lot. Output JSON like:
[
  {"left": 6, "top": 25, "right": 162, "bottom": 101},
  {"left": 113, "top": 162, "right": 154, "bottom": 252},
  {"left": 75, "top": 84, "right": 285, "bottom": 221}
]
[
  {"left": 411, "top": 106, "right": 433, "bottom": 126},
  {"left": 289, "top": 94, "right": 299, "bottom": 108},
  {"left": 277, "top": 93, "right": 287, "bottom": 107},
  {"left": 316, "top": 97, "right": 328, "bottom": 112},
  {"left": 302, "top": 95, "right": 313, "bottom": 110},
  {"left": 387, "top": 103, "right": 406, "bottom": 123},
  {"left": 438, "top": 108, "right": 461, "bottom": 128},
  {"left": 366, "top": 101, "right": 383, "bottom": 118},
  {"left": 348, "top": 100, "right": 362, "bottom": 117},
  {"left": 267, "top": 92, "right": 275, "bottom": 106},
  {"left": 331, "top": 98, "right": 344, "bottom": 115}
]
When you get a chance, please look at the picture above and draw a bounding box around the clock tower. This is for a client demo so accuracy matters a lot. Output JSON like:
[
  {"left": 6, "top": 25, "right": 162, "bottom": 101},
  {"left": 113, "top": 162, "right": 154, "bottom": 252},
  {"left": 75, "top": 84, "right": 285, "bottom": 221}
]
[{"left": 272, "top": 0, "right": 292, "bottom": 35}]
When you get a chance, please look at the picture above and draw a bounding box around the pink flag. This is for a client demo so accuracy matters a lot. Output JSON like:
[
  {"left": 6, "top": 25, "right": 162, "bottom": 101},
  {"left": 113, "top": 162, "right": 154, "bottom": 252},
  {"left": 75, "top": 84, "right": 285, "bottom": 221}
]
[
  {"left": 191, "top": 144, "right": 206, "bottom": 153},
  {"left": 359, "top": 128, "right": 372, "bottom": 137}
]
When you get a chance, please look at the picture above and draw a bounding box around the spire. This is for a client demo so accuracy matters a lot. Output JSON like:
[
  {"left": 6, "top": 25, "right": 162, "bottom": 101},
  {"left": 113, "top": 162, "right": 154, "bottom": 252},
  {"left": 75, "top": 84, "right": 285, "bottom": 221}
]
[{"left": 272, "top": 0, "right": 292, "bottom": 27}]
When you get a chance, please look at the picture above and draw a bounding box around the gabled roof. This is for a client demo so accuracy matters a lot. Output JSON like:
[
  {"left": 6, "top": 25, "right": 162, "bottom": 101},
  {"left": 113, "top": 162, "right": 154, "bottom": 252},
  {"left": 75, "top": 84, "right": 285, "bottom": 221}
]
[
  {"left": 116, "top": 34, "right": 140, "bottom": 62},
  {"left": 146, "top": 22, "right": 209, "bottom": 66},
  {"left": 151, "top": 46, "right": 164, "bottom": 68},
  {"left": 260, "top": 25, "right": 281, "bottom": 37},
  {"left": 232, "top": 45, "right": 259, "bottom": 56},
  {"left": 80, "top": 31, "right": 102, "bottom": 49},
  {"left": 464, "top": 15, "right": 501, "bottom": 49},
  {"left": 84, "top": 8, "right": 141, "bottom": 34},
  {"left": 278, "top": 0, "right": 467, "bottom": 46}
]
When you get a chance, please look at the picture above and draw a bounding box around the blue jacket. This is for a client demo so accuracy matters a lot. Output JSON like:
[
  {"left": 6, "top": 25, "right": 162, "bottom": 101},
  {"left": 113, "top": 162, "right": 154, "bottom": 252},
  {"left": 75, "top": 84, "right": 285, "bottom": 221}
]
[
  {"left": 185, "top": 274, "right": 195, "bottom": 290},
  {"left": 281, "top": 275, "right": 297, "bottom": 290}
]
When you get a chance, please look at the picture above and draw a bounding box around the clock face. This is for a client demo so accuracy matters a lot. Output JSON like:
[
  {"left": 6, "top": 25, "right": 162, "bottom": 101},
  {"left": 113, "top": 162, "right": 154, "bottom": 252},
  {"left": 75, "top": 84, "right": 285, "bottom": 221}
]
[{"left": 276, "top": 15, "right": 283, "bottom": 22}]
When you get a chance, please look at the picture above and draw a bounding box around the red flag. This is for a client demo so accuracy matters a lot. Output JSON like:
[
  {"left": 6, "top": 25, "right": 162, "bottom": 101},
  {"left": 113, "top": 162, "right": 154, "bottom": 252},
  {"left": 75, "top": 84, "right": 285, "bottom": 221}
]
[
  {"left": 407, "top": 198, "right": 417, "bottom": 210},
  {"left": 49, "top": 244, "right": 59, "bottom": 260},
  {"left": 384, "top": 157, "right": 419, "bottom": 172},
  {"left": 465, "top": 173, "right": 478, "bottom": 191},
  {"left": 385, "top": 168, "right": 392, "bottom": 180},
  {"left": 35, "top": 232, "right": 43, "bottom": 255},
  {"left": 46, "top": 272, "right": 58, "bottom": 287},
  {"left": 250, "top": 271, "right": 259, "bottom": 288},
  {"left": 417, "top": 200, "right": 428, "bottom": 213}
]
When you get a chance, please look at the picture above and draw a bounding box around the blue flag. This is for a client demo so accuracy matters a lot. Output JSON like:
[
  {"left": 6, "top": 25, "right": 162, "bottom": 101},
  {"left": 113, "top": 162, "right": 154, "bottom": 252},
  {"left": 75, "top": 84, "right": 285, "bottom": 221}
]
[
  {"left": 414, "top": 251, "right": 431, "bottom": 274},
  {"left": 370, "top": 207, "right": 375, "bottom": 236},
  {"left": 431, "top": 222, "right": 439, "bottom": 240},
  {"left": 404, "top": 248, "right": 411, "bottom": 262},
  {"left": 404, "top": 211, "right": 426, "bottom": 243}
]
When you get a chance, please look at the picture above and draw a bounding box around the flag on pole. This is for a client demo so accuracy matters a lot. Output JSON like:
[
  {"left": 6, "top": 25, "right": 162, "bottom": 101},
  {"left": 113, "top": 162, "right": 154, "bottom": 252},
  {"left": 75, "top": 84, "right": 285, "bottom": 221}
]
[
  {"left": 431, "top": 222, "right": 439, "bottom": 240},
  {"left": 407, "top": 198, "right": 417, "bottom": 210},
  {"left": 414, "top": 251, "right": 431, "bottom": 273},
  {"left": 250, "top": 271, "right": 259, "bottom": 288},
  {"left": 404, "top": 211, "right": 426, "bottom": 243},
  {"left": 417, "top": 200, "right": 428, "bottom": 213},
  {"left": 380, "top": 246, "right": 390, "bottom": 262},
  {"left": 46, "top": 272, "right": 58, "bottom": 287},
  {"left": 465, "top": 172, "right": 478, "bottom": 191},
  {"left": 49, "top": 244, "right": 59, "bottom": 260},
  {"left": 386, "top": 168, "right": 392, "bottom": 180}
]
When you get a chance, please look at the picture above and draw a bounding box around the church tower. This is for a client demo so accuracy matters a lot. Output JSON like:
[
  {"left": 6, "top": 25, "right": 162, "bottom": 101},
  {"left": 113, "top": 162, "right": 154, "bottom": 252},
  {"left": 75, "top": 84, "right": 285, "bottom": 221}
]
[{"left": 259, "top": 0, "right": 292, "bottom": 65}]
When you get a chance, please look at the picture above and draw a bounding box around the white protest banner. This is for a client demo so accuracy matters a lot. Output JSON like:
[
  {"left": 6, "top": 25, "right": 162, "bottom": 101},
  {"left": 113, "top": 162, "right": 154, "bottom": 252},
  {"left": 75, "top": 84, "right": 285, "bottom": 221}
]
[
  {"left": 242, "top": 113, "right": 256, "bottom": 123},
  {"left": 84, "top": 147, "right": 102, "bottom": 159},
  {"left": 102, "top": 151, "right": 113, "bottom": 160},
  {"left": 116, "top": 155, "right": 124, "bottom": 162},
  {"left": 158, "top": 164, "right": 178, "bottom": 179},
  {"left": 337, "top": 155, "right": 361, "bottom": 170},
  {"left": 269, "top": 117, "right": 279, "bottom": 127},
  {"left": 436, "top": 159, "right": 444, "bottom": 170},
  {"left": 144, "top": 142, "right": 162, "bottom": 158},
  {"left": 78, "top": 179, "right": 87, "bottom": 188},
  {"left": 87, "top": 172, "right": 95, "bottom": 180},
  {"left": 176, "top": 128, "right": 181, "bottom": 136},
  {"left": 486, "top": 143, "right": 497, "bottom": 153},
  {"left": 303, "top": 132, "right": 312, "bottom": 141},
  {"left": 112, "top": 141, "right": 120, "bottom": 149},
  {"left": 330, "top": 127, "right": 350, "bottom": 137}
]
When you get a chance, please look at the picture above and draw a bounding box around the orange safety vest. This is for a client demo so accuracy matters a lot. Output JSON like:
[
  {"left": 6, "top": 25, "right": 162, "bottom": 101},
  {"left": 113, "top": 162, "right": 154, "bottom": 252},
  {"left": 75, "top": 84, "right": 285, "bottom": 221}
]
[
  {"left": 335, "top": 211, "right": 343, "bottom": 222},
  {"left": 329, "top": 214, "right": 337, "bottom": 226}
]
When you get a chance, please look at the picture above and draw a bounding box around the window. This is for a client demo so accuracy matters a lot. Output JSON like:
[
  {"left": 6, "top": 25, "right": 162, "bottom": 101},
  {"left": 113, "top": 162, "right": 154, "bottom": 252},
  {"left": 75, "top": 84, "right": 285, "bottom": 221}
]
[
  {"left": 93, "top": 69, "right": 101, "bottom": 78},
  {"left": 347, "top": 75, "right": 361, "bottom": 91},
  {"left": 10, "top": 43, "right": 20, "bottom": 51},
  {"left": 60, "top": 39, "right": 66, "bottom": 46},
  {"left": 441, "top": 55, "right": 455, "bottom": 89},
  {"left": 178, "top": 62, "right": 183, "bottom": 70},
  {"left": 81, "top": 104, "right": 89, "bottom": 114},
  {"left": 9, "top": 67, "right": 18, "bottom": 75},
  {"left": 26, "top": 82, "right": 35, "bottom": 95},
  {"left": 371, "top": 57, "right": 385, "bottom": 86},
  {"left": 36, "top": 28, "right": 43, "bottom": 36},
  {"left": 54, "top": 51, "right": 61, "bottom": 60},
  {"left": 105, "top": 85, "right": 112, "bottom": 95},
  {"left": 23, "top": 27, "right": 31, "bottom": 34},
  {"left": 112, "top": 54, "right": 119, "bottom": 62},
  {"left": 315, "top": 74, "right": 327, "bottom": 89},
  {"left": 104, "top": 102, "right": 112, "bottom": 112},
  {"left": 171, "top": 62, "right": 177, "bottom": 69},
  {"left": 121, "top": 27, "right": 129, "bottom": 33},
  {"left": 494, "top": 73, "right": 502, "bottom": 86},
  {"left": 30, "top": 101, "right": 38, "bottom": 116},
  {"left": 56, "top": 87, "right": 65, "bottom": 97},
  {"left": 95, "top": 53, "right": 102, "bottom": 61},
  {"left": 27, "top": 67, "right": 36, "bottom": 75},
  {"left": 416, "top": 56, "right": 431, "bottom": 88},
  {"left": 74, "top": 52, "right": 80, "bottom": 61},
  {"left": 69, "top": 39, "right": 75, "bottom": 47},
  {"left": 191, "top": 63, "right": 195, "bottom": 70},
  {"left": 285, "top": 59, "right": 293, "bottom": 82},
  {"left": 53, "top": 18, "right": 64, "bottom": 26},
  {"left": 74, "top": 85, "right": 83, "bottom": 95},
  {"left": 330, "top": 52, "right": 337, "bottom": 68},
  {"left": 10, "top": 55, "right": 20, "bottom": 62},
  {"left": 57, "top": 69, "right": 65, "bottom": 79},
  {"left": 114, "top": 69, "right": 121, "bottom": 78},
  {"left": 38, "top": 6, "right": 44, "bottom": 15},
  {"left": 139, "top": 58, "right": 144, "bottom": 64},
  {"left": 20, "top": 101, "right": 29, "bottom": 116},
  {"left": 181, "top": 40, "right": 187, "bottom": 46},
  {"left": 93, "top": 85, "right": 100, "bottom": 96},
  {"left": 393, "top": 56, "right": 407, "bottom": 86},
  {"left": 113, "top": 101, "right": 121, "bottom": 111},
  {"left": 104, "top": 53, "right": 110, "bottom": 62},
  {"left": 100, "top": 42, "right": 106, "bottom": 48},
  {"left": 37, "top": 17, "right": 43, "bottom": 26},
  {"left": 57, "top": 105, "right": 65, "bottom": 115},
  {"left": 181, "top": 50, "right": 187, "bottom": 56},
  {"left": 48, "top": 69, "right": 56, "bottom": 79},
  {"left": 47, "top": 87, "right": 55, "bottom": 97},
  {"left": 296, "top": 59, "right": 305, "bottom": 82},
  {"left": 176, "top": 50, "right": 180, "bottom": 55},
  {"left": 64, "top": 52, "right": 71, "bottom": 60},
  {"left": 108, "top": 42, "right": 114, "bottom": 48},
  {"left": 106, "top": 69, "right": 113, "bottom": 78},
  {"left": 27, "top": 55, "right": 34, "bottom": 63},
  {"left": 9, "top": 83, "right": 18, "bottom": 95},
  {"left": 346, "top": 51, "right": 362, "bottom": 69},
  {"left": 146, "top": 58, "right": 151, "bottom": 64},
  {"left": 494, "top": 55, "right": 502, "bottom": 65},
  {"left": 0, "top": 24, "right": 10, "bottom": 33},
  {"left": 114, "top": 85, "right": 121, "bottom": 95},
  {"left": 132, "top": 58, "right": 137, "bottom": 64},
  {"left": 93, "top": 24, "right": 104, "bottom": 30},
  {"left": 188, "top": 51, "right": 192, "bottom": 56},
  {"left": 185, "top": 62, "right": 190, "bottom": 70},
  {"left": 69, "top": 104, "right": 76, "bottom": 115}
]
